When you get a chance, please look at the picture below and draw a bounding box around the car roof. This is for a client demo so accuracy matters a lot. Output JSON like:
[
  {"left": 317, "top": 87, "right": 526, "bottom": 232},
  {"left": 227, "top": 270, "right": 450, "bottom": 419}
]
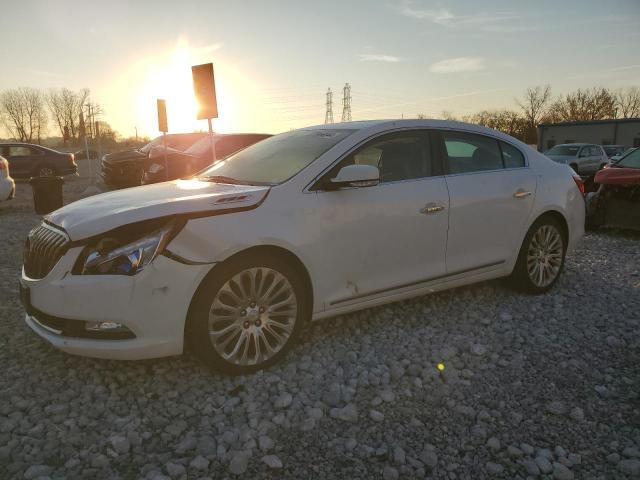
[
  {"left": 553, "top": 143, "right": 593, "bottom": 147},
  {"left": 300, "top": 118, "right": 520, "bottom": 138}
]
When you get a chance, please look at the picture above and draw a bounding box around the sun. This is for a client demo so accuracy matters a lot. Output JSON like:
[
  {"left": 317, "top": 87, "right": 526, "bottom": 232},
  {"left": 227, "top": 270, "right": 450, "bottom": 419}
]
[{"left": 131, "top": 38, "right": 238, "bottom": 136}]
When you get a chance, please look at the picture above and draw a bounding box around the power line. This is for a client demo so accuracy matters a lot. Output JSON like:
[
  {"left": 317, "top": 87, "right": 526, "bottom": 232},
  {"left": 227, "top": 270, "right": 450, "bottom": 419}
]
[
  {"left": 341, "top": 83, "right": 352, "bottom": 122},
  {"left": 324, "top": 88, "right": 334, "bottom": 124}
]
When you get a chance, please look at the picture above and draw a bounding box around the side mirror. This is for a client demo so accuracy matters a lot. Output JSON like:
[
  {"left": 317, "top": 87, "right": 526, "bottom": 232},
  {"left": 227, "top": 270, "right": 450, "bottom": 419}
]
[{"left": 328, "top": 164, "right": 379, "bottom": 189}]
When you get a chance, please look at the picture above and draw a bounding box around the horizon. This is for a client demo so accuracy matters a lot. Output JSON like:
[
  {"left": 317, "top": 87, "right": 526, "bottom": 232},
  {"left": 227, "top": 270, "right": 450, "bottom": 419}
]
[{"left": 1, "top": 0, "right": 639, "bottom": 138}]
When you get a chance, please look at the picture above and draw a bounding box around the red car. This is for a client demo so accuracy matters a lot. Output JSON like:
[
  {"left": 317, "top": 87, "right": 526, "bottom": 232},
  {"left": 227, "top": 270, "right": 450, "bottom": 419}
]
[{"left": 586, "top": 148, "right": 640, "bottom": 231}]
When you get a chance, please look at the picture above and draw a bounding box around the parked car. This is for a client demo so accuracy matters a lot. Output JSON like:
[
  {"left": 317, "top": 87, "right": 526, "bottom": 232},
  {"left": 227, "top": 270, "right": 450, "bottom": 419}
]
[
  {"left": 0, "top": 155, "right": 15, "bottom": 201},
  {"left": 586, "top": 147, "right": 640, "bottom": 231},
  {"left": 19, "top": 119, "right": 585, "bottom": 374},
  {"left": 142, "top": 133, "right": 272, "bottom": 185},
  {"left": 544, "top": 143, "right": 608, "bottom": 175},
  {"left": 0, "top": 143, "right": 77, "bottom": 178},
  {"left": 101, "top": 133, "right": 206, "bottom": 189},
  {"left": 603, "top": 145, "right": 627, "bottom": 159}
]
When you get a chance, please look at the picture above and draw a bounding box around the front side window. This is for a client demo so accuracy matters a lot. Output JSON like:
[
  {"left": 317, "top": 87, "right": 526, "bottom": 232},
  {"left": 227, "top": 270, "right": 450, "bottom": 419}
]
[
  {"left": 324, "top": 131, "right": 433, "bottom": 185},
  {"left": 197, "top": 129, "right": 355, "bottom": 185},
  {"left": 443, "top": 132, "right": 503, "bottom": 174}
]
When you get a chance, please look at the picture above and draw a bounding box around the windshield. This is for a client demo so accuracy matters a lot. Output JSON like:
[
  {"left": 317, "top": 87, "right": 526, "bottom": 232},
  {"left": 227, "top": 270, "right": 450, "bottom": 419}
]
[
  {"left": 546, "top": 145, "right": 580, "bottom": 156},
  {"left": 604, "top": 145, "right": 625, "bottom": 156},
  {"left": 197, "top": 129, "right": 355, "bottom": 185},
  {"left": 616, "top": 148, "right": 640, "bottom": 169},
  {"left": 185, "top": 136, "right": 214, "bottom": 156},
  {"left": 139, "top": 137, "right": 162, "bottom": 154}
]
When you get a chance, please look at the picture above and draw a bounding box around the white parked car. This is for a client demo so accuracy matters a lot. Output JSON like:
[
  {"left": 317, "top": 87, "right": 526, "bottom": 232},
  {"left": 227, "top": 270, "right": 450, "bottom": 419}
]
[
  {"left": 0, "top": 155, "right": 16, "bottom": 202},
  {"left": 19, "top": 120, "right": 585, "bottom": 373}
]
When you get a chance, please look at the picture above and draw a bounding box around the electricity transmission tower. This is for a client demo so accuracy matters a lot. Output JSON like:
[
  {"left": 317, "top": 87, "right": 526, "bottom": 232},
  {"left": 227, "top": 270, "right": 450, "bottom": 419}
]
[
  {"left": 324, "top": 88, "right": 334, "bottom": 124},
  {"left": 341, "top": 83, "right": 352, "bottom": 122}
]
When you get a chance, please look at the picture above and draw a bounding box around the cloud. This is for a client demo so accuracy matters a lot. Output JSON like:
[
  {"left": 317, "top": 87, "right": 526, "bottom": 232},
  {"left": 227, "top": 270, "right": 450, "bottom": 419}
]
[
  {"left": 397, "top": 1, "right": 522, "bottom": 31},
  {"left": 429, "top": 57, "right": 485, "bottom": 73},
  {"left": 358, "top": 54, "right": 401, "bottom": 63}
]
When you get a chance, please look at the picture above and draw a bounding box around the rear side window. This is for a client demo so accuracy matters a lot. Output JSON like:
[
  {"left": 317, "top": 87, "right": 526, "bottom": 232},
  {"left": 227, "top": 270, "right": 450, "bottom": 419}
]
[
  {"left": 443, "top": 132, "right": 503, "bottom": 174},
  {"left": 500, "top": 142, "right": 525, "bottom": 168}
]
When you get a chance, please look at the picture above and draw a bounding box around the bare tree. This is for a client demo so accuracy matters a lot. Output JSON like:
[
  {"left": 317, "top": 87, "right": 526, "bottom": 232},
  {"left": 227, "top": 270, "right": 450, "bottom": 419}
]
[
  {"left": 0, "top": 87, "right": 48, "bottom": 143},
  {"left": 614, "top": 87, "right": 640, "bottom": 118},
  {"left": 550, "top": 87, "right": 616, "bottom": 122},
  {"left": 465, "top": 109, "right": 528, "bottom": 141},
  {"left": 516, "top": 85, "right": 552, "bottom": 144},
  {"left": 46, "top": 87, "right": 90, "bottom": 142}
]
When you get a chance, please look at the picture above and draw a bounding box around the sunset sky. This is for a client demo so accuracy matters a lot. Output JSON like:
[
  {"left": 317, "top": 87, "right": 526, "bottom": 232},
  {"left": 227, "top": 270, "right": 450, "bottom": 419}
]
[{"left": 1, "top": 0, "right": 639, "bottom": 138}]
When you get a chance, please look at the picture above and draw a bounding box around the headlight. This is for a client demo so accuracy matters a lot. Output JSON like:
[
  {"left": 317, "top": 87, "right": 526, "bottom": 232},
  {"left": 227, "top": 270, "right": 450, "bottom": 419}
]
[
  {"left": 148, "top": 163, "right": 164, "bottom": 173},
  {"left": 81, "top": 219, "right": 181, "bottom": 275}
]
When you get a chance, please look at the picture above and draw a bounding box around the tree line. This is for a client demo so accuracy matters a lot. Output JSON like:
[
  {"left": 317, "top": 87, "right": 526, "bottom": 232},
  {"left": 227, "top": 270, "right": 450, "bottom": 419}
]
[
  {"left": 0, "top": 87, "right": 117, "bottom": 145},
  {"left": 434, "top": 85, "right": 640, "bottom": 145}
]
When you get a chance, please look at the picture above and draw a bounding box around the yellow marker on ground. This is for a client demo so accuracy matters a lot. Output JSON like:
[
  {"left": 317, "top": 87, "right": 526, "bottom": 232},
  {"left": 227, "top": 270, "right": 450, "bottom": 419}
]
[{"left": 437, "top": 363, "right": 445, "bottom": 371}]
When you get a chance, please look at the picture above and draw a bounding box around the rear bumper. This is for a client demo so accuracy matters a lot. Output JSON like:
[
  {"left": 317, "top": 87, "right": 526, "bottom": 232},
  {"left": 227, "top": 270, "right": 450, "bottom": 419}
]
[{"left": 101, "top": 162, "right": 144, "bottom": 188}]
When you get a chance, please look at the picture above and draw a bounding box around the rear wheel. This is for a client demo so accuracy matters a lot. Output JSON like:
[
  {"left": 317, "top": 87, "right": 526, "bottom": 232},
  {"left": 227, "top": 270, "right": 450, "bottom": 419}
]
[
  {"left": 187, "top": 254, "right": 309, "bottom": 374},
  {"left": 511, "top": 217, "right": 566, "bottom": 294}
]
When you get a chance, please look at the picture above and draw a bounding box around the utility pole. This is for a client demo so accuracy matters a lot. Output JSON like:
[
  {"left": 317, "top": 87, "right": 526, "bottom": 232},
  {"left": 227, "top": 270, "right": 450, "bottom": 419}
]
[
  {"left": 324, "top": 88, "right": 334, "bottom": 124},
  {"left": 341, "top": 83, "right": 352, "bottom": 122}
]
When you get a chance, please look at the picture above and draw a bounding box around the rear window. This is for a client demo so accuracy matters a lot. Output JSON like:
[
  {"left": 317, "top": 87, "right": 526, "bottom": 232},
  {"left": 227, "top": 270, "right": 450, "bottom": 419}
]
[{"left": 500, "top": 142, "right": 525, "bottom": 168}]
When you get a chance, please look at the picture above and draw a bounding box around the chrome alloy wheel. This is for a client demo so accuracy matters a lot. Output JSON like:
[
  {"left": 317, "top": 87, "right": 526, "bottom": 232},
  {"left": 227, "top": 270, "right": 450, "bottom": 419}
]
[
  {"left": 526, "top": 225, "right": 564, "bottom": 288},
  {"left": 208, "top": 267, "right": 298, "bottom": 366}
]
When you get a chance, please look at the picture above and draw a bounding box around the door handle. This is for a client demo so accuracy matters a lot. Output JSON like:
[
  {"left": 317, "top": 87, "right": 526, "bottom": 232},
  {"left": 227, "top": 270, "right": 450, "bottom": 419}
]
[
  {"left": 513, "top": 190, "right": 532, "bottom": 199},
  {"left": 420, "top": 203, "right": 445, "bottom": 215}
]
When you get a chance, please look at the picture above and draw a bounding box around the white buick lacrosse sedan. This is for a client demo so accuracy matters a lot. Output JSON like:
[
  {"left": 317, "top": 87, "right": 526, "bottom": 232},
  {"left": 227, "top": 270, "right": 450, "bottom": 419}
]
[{"left": 20, "top": 120, "right": 585, "bottom": 374}]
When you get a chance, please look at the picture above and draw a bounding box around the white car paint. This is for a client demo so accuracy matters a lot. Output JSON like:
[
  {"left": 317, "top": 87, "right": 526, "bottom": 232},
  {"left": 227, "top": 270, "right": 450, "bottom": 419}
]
[
  {"left": 20, "top": 119, "right": 585, "bottom": 360},
  {"left": 0, "top": 156, "right": 15, "bottom": 201}
]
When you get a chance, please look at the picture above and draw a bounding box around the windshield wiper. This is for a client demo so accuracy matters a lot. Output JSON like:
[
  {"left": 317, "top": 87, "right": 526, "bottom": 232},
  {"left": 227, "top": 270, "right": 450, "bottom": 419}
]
[{"left": 200, "top": 175, "right": 246, "bottom": 185}]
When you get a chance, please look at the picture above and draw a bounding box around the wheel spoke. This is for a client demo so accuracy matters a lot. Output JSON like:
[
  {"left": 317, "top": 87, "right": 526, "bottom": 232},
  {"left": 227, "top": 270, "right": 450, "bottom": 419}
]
[
  {"left": 208, "top": 267, "right": 298, "bottom": 367},
  {"left": 525, "top": 224, "right": 564, "bottom": 288}
]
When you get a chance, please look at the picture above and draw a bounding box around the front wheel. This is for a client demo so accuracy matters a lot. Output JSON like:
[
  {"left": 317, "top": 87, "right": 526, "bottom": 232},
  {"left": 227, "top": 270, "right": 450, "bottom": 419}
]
[
  {"left": 511, "top": 218, "right": 566, "bottom": 294},
  {"left": 186, "top": 254, "right": 309, "bottom": 374}
]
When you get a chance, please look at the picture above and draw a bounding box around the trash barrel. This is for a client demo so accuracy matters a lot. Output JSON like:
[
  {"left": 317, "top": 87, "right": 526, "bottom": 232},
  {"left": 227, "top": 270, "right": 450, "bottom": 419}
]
[{"left": 29, "top": 176, "right": 64, "bottom": 214}]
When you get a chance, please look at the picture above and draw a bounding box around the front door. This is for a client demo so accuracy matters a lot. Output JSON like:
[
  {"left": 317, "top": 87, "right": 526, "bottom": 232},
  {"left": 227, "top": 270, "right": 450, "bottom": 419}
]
[
  {"left": 437, "top": 130, "right": 536, "bottom": 274},
  {"left": 309, "top": 130, "right": 450, "bottom": 308}
]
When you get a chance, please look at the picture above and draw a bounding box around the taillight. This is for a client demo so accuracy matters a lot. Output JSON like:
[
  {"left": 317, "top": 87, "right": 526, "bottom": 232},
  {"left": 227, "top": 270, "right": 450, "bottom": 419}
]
[{"left": 572, "top": 174, "right": 585, "bottom": 195}]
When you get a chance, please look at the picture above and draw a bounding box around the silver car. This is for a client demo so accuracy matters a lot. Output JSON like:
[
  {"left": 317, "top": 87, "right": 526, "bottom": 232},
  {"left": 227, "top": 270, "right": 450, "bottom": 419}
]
[{"left": 545, "top": 143, "right": 608, "bottom": 175}]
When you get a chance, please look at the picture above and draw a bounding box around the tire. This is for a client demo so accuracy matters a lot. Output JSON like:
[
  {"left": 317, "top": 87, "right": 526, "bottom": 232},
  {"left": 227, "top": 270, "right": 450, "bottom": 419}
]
[
  {"left": 186, "top": 253, "right": 310, "bottom": 374},
  {"left": 510, "top": 216, "right": 566, "bottom": 294},
  {"left": 35, "top": 165, "right": 57, "bottom": 177}
]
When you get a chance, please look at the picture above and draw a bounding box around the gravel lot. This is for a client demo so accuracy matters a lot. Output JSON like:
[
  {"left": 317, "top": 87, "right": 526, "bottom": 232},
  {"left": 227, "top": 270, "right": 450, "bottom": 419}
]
[{"left": 1, "top": 171, "right": 639, "bottom": 479}]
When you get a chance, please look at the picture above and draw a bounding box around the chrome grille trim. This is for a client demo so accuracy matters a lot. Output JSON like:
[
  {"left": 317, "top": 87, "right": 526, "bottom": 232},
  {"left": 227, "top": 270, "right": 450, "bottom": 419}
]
[{"left": 23, "top": 223, "right": 70, "bottom": 279}]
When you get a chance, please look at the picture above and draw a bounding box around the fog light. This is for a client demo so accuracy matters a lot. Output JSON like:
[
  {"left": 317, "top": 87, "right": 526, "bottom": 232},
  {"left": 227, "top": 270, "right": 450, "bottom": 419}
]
[{"left": 85, "top": 321, "right": 126, "bottom": 332}]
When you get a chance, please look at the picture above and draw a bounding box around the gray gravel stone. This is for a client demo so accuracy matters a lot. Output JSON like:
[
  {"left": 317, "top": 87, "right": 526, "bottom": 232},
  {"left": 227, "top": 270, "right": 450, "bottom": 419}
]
[
  {"left": 24, "top": 465, "right": 51, "bottom": 479},
  {"left": 552, "top": 462, "right": 574, "bottom": 480},
  {"left": 535, "top": 456, "right": 553, "bottom": 474},
  {"left": 261, "top": 454, "right": 283, "bottom": 469},
  {"left": 486, "top": 462, "right": 504, "bottom": 475},
  {"left": 383, "top": 466, "right": 399, "bottom": 480},
  {"left": 189, "top": 455, "right": 209, "bottom": 471},
  {"left": 369, "top": 410, "right": 384, "bottom": 422},
  {"left": 546, "top": 401, "right": 567, "bottom": 415},
  {"left": 228, "top": 452, "right": 249, "bottom": 475},
  {"left": 619, "top": 459, "right": 640, "bottom": 476}
]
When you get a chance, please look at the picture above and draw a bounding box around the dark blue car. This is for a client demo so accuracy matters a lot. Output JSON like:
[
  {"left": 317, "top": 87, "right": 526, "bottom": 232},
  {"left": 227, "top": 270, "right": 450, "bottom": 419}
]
[{"left": 0, "top": 143, "right": 77, "bottom": 178}]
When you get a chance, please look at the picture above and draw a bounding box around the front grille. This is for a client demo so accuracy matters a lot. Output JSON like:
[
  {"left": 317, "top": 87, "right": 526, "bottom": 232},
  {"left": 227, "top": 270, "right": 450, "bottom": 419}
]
[{"left": 23, "top": 223, "right": 70, "bottom": 279}]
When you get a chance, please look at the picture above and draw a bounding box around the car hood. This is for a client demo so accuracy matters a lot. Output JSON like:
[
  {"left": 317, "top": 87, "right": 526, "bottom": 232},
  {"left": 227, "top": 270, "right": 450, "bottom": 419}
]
[
  {"left": 46, "top": 180, "right": 270, "bottom": 240},
  {"left": 103, "top": 149, "right": 147, "bottom": 164},
  {"left": 546, "top": 155, "right": 575, "bottom": 163},
  {"left": 595, "top": 167, "right": 640, "bottom": 186}
]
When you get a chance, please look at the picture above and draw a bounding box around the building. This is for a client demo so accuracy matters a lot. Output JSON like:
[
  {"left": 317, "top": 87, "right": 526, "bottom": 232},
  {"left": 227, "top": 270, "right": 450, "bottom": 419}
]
[{"left": 537, "top": 118, "right": 640, "bottom": 151}]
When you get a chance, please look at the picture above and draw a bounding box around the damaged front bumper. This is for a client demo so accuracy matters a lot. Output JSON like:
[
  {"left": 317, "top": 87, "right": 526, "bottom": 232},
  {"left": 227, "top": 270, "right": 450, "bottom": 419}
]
[{"left": 20, "top": 248, "right": 212, "bottom": 360}]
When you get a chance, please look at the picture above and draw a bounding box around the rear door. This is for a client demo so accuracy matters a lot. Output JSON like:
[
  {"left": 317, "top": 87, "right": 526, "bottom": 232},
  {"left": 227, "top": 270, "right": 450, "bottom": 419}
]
[{"left": 437, "top": 130, "right": 536, "bottom": 274}]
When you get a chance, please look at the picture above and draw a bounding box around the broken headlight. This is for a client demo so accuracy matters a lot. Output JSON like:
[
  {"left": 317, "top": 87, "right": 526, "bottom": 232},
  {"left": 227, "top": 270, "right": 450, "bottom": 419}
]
[{"left": 81, "top": 219, "right": 182, "bottom": 275}]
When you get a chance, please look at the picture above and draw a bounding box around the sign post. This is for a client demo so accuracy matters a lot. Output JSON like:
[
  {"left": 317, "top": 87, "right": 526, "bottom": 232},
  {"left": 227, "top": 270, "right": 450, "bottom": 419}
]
[
  {"left": 157, "top": 99, "right": 169, "bottom": 181},
  {"left": 191, "top": 63, "right": 218, "bottom": 165}
]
